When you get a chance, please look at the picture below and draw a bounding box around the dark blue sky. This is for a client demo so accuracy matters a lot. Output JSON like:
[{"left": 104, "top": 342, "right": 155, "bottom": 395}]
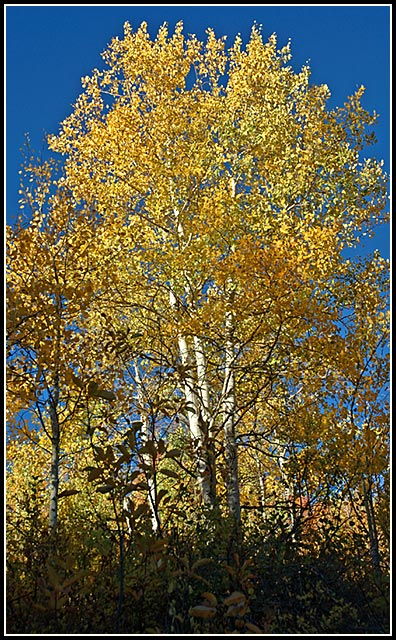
[{"left": 5, "top": 4, "right": 390, "bottom": 257}]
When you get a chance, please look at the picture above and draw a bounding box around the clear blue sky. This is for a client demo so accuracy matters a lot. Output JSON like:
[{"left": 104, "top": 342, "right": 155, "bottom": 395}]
[{"left": 5, "top": 4, "right": 391, "bottom": 258}]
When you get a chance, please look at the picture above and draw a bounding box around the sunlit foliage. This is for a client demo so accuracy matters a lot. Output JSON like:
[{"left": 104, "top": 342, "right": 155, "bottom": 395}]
[{"left": 6, "top": 21, "right": 389, "bottom": 634}]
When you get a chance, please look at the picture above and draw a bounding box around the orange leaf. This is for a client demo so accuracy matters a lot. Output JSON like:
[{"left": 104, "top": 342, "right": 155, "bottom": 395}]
[
  {"left": 189, "top": 605, "right": 216, "bottom": 619},
  {"left": 201, "top": 591, "right": 218, "bottom": 606},
  {"left": 223, "top": 591, "right": 246, "bottom": 606},
  {"left": 245, "top": 622, "right": 264, "bottom": 634}
]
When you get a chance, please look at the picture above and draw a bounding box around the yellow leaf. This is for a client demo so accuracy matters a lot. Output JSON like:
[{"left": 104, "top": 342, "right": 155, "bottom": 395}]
[{"left": 201, "top": 591, "right": 218, "bottom": 606}]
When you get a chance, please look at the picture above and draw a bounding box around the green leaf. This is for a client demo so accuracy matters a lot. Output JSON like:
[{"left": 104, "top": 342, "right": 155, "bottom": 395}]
[
  {"left": 117, "top": 444, "right": 131, "bottom": 457},
  {"left": 46, "top": 564, "right": 61, "bottom": 589},
  {"left": 105, "top": 445, "right": 115, "bottom": 462},
  {"left": 138, "top": 462, "right": 153, "bottom": 472},
  {"left": 184, "top": 403, "right": 196, "bottom": 413},
  {"left": 133, "top": 503, "right": 149, "bottom": 519},
  {"left": 96, "top": 484, "right": 115, "bottom": 494},
  {"left": 88, "top": 381, "right": 116, "bottom": 401},
  {"left": 156, "top": 488, "right": 168, "bottom": 504},
  {"left": 159, "top": 468, "right": 179, "bottom": 479},
  {"left": 93, "top": 446, "right": 106, "bottom": 461},
  {"left": 165, "top": 448, "right": 182, "bottom": 458},
  {"left": 87, "top": 468, "right": 103, "bottom": 482},
  {"left": 58, "top": 489, "right": 80, "bottom": 499},
  {"left": 136, "top": 481, "right": 150, "bottom": 491},
  {"left": 157, "top": 438, "right": 167, "bottom": 455},
  {"left": 139, "top": 441, "right": 157, "bottom": 457},
  {"left": 126, "top": 430, "right": 136, "bottom": 449},
  {"left": 191, "top": 558, "right": 213, "bottom": 571}
]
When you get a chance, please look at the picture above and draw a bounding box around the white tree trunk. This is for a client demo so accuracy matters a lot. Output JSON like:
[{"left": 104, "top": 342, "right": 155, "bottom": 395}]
[
  {"left": 169, "top": 290, "right": 214, "bottom": 505},
  {"left": 221, "top": 180, "right": 241, "bottom": 522},
  {"left": 222, "top": 303, "right": 241, "bottom": 522},
  {"left": 193, "top": 335, "right": 216, "bottom": 500},
  {"left": 168, "top": 183, "right": 215, "bottom": 505},
  {"left": 134, "top": 363, "right": 161, "bottom": 534},
  {"left": 193, "top": 335, "right": 211, "bottom": 422}
]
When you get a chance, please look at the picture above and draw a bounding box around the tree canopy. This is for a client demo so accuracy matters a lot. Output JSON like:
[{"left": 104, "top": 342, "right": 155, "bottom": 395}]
[{"left": 6, "top": 22, "right": 389, "bottom": 634}]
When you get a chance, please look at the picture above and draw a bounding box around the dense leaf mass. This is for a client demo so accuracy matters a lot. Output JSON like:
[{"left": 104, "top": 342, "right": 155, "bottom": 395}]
[{"left": 6, "top": 22, "right": 389, "bottom": 634}]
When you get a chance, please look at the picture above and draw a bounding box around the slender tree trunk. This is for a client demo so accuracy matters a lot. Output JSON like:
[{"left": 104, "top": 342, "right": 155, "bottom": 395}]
[
  {"left": 168, "top": 183, "right": 215, "bottom": 506},
  {"left": 276, "top": 440, "right": 296, "bottom": 539},
  {"left": 193, "top": 335, "right": 216, "bottom": 501},
  {"left": 49, "top": 285, "right": 62, "bottom": 531},
  {"left": 193, "top": 336, "right": 211, "bottom": 419},
  {"left": 362, "top": 476, "right": 382, "bottom": 582},
  {"left": 115, "top": 528, "right": 125, "bottom": 633},
  {"left": 223, "top": 302, "right": 241, "bottom": 523},
  {"left": 253, "top": 453, "right": 267, "bottom": 524},
  {"left": 49, "top": 377, "right": 60, "bottom": 530},
  {"left": 134, "top": 363, "right": 161, "bottom": 534},
  {"left": 222, "top": 179, "right": 241, "bottom": 522},
  {"left": 170, "top": 290, "right": 214, "bottom": 505}
]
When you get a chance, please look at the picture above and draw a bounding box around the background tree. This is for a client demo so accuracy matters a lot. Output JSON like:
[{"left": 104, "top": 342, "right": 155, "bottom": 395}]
[{"left": 6, "top": 149, "right": 120, "bottom": 530}]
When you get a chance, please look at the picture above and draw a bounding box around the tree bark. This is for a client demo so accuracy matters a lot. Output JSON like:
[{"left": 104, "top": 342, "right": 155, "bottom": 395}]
[
  {"left": 170, "top": 290, "right": 214, "bottom": 505},
  {"left": 134, "top": 363, "right": 161, "bottom": 534},
  {"left": 253, "top": 453, "right": 267, "bottom": 524},
  {"left": 168, "top": 183, "right": 215, "bottom": 506},
  {"left": 362, "top": 476, "right": 382, "bottom": 582},
  {"left": 48, "top": 280, "right": 62, "bottom": 531},
  {"left": 49, "top": 377, "right": 60, "bottom": 530},
  {"left": 222, "top": 302, "right": 241, "bottom": 523},
  {"left": 193, "top": 335, "right": 217, "bottom": 501}
]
